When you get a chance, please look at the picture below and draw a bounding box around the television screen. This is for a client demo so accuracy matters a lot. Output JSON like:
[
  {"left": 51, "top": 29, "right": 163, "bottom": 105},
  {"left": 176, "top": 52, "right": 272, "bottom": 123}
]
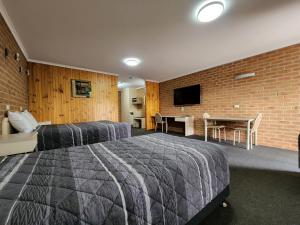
[{"left": 174, "top": 84, "right": 200, "bottom": 105}]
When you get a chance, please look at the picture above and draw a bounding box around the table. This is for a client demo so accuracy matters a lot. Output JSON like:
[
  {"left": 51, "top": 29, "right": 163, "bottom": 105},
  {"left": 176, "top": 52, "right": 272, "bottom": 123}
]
[
  {"left": 156, "top": 115, "right": 194, "bottom": 136},
  {"left": 204, "top": 117, "right": 255, "bottom": 150},
  {"left": 0, "top": 132, "right": 38, "bottom": 156}
]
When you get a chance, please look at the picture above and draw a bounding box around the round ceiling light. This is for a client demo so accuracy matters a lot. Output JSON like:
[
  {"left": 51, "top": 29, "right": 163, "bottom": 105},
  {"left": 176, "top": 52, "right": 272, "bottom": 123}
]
[
  {"left": 123, "top": 58, "right": 141, "bottom": 67},
  {"left": 197, "top": 1, "right": 224, "bottom": 22}
]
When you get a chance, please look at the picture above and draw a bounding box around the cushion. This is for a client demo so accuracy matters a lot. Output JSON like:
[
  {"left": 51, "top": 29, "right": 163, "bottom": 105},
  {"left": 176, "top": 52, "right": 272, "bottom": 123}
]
[
  {"left": 8, "top": 111, "right": 34, "bottom": 133},
  {"left": 23, "top": 110, "right": 39, "bottom": 129}
]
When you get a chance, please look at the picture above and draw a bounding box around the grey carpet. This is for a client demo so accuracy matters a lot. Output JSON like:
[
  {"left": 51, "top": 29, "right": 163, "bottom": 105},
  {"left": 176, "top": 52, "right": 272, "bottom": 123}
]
[{"left": 201, "top": 168, "right": 300, "bottom": 225}]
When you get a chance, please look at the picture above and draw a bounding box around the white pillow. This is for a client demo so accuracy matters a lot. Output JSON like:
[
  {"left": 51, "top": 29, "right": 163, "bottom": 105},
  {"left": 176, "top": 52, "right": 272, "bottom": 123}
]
[
  {"left": 23, "top": 110, "right": 39, "bottom": 129},
  {"left": 8, "top": 111, "right": 34, "bottom": 133},
  {"left": 21, "top": 112, "right": 36, "bottom": 129}
]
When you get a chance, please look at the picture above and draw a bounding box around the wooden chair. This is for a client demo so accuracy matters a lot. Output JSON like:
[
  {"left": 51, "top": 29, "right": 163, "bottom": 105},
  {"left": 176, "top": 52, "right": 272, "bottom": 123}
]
[
  {"left": 233, "top": 113, "right": 263, "bottom": 149},
  {"left": 154, "top": 112, "right": 167, "bottom": 133},
  {"left": 203, "top": 113, "right": 226, "bottom": 142}
]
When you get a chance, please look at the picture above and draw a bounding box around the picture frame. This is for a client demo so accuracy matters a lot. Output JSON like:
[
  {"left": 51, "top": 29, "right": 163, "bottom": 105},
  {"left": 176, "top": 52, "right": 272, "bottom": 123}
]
[{"left": 71, "top": 79, "right": 92, "bottom": 98}]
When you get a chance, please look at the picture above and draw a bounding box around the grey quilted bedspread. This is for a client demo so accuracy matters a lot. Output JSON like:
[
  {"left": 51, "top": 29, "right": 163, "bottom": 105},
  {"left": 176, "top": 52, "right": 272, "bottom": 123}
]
[
  {"left": 36, "top": 120, "right": 131, "bottom": 151},
  {"left": 0, "top": 133, "right": 229, "bottom": 225}
]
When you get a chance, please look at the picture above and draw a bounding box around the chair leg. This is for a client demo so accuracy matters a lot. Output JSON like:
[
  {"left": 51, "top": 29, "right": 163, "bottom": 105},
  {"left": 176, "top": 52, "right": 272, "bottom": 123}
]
[
  {"left": 238, "top": 131, "right": 241, "bottom": 143},
  {"left": 233, "top": 130, "right": 236, "bottom": 145},
  {"left": 218, "top": 129, "right": 221, "bottom": 142},
  {"left": 162, "top": 123, "right": 163, "bottom": 133},
  {"left": 250, "top": 132, "right": 253, "bottom": 150},
  {"left": 155, "top": 123, "right": 157, "bottom": 132},
  {"left": 166, "top": 122, "right": 168, "bottom": 133},
  {"left": 224, "top": 128, "right": 226, "bottom": 141}
]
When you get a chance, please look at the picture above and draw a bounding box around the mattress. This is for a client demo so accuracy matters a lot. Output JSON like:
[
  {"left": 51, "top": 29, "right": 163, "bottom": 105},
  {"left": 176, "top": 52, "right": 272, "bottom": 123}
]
[
  {"left": 0, "top": 133, "right": 229, "bottom": 225},
  {"left": 36, "top": 120, "right": 131, "bottom": 151}
]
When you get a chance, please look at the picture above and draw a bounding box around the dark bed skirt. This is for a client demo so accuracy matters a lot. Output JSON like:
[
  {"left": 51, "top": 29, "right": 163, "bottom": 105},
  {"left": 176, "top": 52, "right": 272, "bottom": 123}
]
[
  {"left": 186, "top": 185, "right": 230, "bottom": 225},
  {"left": 298, "top": 134, "right": 300, "bottom": 168}
]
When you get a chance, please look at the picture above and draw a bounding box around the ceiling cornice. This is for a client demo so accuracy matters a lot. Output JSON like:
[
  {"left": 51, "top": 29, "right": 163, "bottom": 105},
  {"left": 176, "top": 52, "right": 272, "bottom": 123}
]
[
  {"left": 145, "top": 79, "right": 159, "bottom": 83},
  {"left": 29, "top": 59, "right": 119, "bottom": 76},
  {"left": 0, "top": 0, "right": 29, "bottom": 59}
]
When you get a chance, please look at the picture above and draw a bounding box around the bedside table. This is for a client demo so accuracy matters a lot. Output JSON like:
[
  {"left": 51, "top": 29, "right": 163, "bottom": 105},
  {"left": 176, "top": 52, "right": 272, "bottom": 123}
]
[
  {"left": 0, "top": 132, "right": 38, "bottom": 156},
  {"left": 39, "top": 121, "right": 52, "bottom": 125}
]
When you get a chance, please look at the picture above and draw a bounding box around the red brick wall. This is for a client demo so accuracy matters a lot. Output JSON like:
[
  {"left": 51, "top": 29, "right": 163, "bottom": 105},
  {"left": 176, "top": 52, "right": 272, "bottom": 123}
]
[
  {"left": 160, "top": 44, "right": 300, "bottom": 151},
  {"left": 0, "top": 13, "right": 28, "bottom": 134}
]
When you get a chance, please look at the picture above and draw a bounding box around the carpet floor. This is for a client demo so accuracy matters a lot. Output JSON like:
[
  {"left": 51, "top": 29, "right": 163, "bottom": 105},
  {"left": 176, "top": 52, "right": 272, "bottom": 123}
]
[
  {"left": 131, "top": 128, "right": 300, "bottom": 225},
  {"left": 201, "top": 168, "right": 300, "bottom": 225}
]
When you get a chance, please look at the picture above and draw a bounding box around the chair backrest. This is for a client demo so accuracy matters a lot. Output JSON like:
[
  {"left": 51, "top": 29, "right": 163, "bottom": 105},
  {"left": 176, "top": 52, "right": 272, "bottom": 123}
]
[
  {"left": 252, "top": 113, "right": 263, "bottom": 132},
  {"left": 202, "top": 113, "right": 211, "bottom": 126},
  {"left": 155, "top": 112, "right": 163, "bottom": 123},
  {"left": 202, "top": 113, "right": 210, "bottom": 119}
]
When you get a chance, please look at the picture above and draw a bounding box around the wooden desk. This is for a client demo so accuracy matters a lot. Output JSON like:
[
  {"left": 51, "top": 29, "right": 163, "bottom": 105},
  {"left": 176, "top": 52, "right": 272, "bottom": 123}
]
[
  {"left": 161, "top": 115, "right": 194, "bottom": 136},
  {"left": 204, "top": 117, "right": 254, "bottom": 150}
]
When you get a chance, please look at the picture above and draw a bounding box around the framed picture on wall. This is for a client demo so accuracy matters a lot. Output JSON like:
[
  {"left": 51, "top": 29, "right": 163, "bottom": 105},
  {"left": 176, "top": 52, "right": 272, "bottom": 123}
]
[{"left": 71, "top": 79, "right": 92, "bottom": 98}]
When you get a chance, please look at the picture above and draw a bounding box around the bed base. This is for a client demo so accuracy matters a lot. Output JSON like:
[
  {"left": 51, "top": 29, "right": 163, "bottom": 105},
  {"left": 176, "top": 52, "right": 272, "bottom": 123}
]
[{"left": 186, "top": 185, "right": 230, "bottom": 225}]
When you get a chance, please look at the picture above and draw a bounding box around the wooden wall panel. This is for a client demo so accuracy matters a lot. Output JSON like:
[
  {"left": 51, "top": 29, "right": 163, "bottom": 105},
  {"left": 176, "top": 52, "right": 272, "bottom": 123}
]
[
  {"left": 145, "top": 81, "right": 159, "bottom": 130},
  {"left": 28, "top": 62, "right": 118, "bottom": 124},
  {"left": 118, "top": 91, "right": 122, "bottom": 122}
]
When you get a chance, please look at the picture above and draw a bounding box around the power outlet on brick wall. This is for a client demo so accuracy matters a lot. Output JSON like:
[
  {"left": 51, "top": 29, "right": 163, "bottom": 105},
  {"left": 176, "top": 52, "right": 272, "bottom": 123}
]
[
  {"left": 181, "top": 107, "right": 185, "bottom": 112},
  {"left": 5, "top": 105, "right": 10, "bottom": 110}
]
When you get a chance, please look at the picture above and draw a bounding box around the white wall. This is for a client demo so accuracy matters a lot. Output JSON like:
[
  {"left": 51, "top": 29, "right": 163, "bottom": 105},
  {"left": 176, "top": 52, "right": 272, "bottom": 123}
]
[{"left": 120, "top": 87, "right": 145, "bottom": 124}]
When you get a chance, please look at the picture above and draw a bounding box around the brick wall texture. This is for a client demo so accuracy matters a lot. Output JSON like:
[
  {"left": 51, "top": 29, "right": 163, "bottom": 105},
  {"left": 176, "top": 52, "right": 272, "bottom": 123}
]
[
  {"left": 160, "top": 44, "right": 300, "bottom": 151},
  {"left": 0, "top": 13, "right": 28, "bottom": 134}
]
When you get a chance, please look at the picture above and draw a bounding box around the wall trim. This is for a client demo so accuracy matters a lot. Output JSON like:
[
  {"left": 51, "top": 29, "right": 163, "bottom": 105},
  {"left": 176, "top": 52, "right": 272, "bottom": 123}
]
[
  {"left": 0, "top": 0, "right": 29, "bottom": 59},
  {"left": 29, "top": 59, "right": 119, "bottom": 76},
  {"left": 145, "top": 79, "right": 159, "bottom": 83}
]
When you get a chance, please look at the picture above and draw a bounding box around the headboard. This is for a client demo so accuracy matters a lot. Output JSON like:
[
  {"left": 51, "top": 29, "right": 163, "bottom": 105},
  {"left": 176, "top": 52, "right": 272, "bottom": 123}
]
[{"left": 1, "top": 117, "right": 13, "bottom": 135}]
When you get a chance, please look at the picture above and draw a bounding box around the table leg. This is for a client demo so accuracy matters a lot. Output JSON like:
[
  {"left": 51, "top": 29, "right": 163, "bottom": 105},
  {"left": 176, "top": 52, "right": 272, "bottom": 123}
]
[
  {"left": 205, "top": 120, "right": 208, "bottom": 142},
  {"left": 246, "top": 120, "right": 251, "bottom": 150},
  {"left": 255, "top": 130, "right": 258, "bottom": 145},
  {"left": 165, "top": 117, "right": 168, "bottom": 133}
]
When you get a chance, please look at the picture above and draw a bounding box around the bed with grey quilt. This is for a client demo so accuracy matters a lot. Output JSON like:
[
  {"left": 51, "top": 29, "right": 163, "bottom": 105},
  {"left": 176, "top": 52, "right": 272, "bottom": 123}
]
[
  {"left": 36, "top": 120, "right": 131, "bottom": 151},
  {"left": 0, "top": 133, "right": 229, "bottom": 225}
]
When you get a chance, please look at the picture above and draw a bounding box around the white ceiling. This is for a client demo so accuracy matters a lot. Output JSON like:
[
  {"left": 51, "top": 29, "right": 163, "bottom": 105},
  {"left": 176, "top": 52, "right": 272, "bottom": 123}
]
[
  {"left": 2, "top": 0, "right": 300, "bottom": 82},
  {"left": 118, "top": 77, "right": 145, "bottom": 90}
]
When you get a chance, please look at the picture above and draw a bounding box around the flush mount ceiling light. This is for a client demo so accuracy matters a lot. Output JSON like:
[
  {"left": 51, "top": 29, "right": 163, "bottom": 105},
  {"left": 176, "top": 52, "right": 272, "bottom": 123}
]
[
  {"left": 123, "top": 58, "right": 141, "bottom": 67},
  {"left": 197, "top": 1, "right": 224, "bottom": 22}
]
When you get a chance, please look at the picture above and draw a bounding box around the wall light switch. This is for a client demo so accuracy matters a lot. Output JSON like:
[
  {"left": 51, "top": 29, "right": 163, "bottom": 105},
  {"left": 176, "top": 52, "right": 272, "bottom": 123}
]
[
  {"left": 5, "top": 105, "right": 10, "bottom": 110},
  {"left": 233, "top": 104, "right": 240, "bottom": 109},
  {"left": 181, "top": 107, "right": 185, "bottom": 112}
]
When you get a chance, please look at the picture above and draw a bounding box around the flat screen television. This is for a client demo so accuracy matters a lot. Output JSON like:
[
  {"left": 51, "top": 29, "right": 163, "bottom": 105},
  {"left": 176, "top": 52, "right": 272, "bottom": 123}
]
[{"left": 174, "top": 84, "right": 200, "bottom": 105}]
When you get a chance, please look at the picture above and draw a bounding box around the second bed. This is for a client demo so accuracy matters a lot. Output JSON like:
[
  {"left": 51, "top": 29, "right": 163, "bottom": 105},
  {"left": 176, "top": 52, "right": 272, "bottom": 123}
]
[{"left": 36, "top": 120, "right": 131, "bottom": 151}]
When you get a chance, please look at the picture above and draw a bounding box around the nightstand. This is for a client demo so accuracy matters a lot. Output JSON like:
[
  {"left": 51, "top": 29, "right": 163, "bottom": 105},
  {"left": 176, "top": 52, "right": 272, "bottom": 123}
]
[
  {"left": 39, "top": 121, "right": 52, "bottom": 125},
  {"left": 0, "top": 132, "right": 38, "bottom": 156}
]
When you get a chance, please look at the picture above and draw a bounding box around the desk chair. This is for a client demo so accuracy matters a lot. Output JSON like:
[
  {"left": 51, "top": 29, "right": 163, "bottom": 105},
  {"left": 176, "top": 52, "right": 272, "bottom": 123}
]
[
  {"left": 154, "top": 112, "right": 167, "bottom": 133},
  {"left": 233, "top": 113, "right": 262, "bottom": 149},
  {"left": 203, "top": 113, "right": 226, "bottom": 142}
]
